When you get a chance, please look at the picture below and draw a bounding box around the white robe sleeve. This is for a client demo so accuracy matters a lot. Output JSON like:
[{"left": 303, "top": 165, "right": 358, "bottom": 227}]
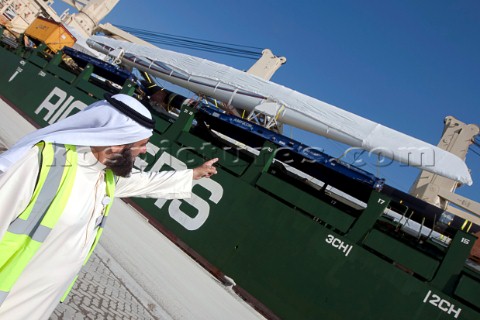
[
  {"left": 0, "top": 147, "right": 39, "bottom": 239},
  {"left": 114, "top": 168, "right": 193, "bottom": 199}
]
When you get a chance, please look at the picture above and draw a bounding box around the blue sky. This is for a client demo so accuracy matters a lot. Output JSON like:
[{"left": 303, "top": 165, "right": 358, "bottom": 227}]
[{"left": 52, "top": 1, "right": 480, "bottom": 200}]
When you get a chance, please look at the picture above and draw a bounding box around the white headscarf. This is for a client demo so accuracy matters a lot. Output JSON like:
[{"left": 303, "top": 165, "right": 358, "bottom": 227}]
[{"left": 0, "top": 94, "right": 154, "bottom": 172}]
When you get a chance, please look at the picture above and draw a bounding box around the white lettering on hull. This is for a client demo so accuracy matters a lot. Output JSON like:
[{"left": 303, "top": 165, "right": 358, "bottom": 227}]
[
  {"left": 326, "top": 234, "right": 353, "bottom": 257},
  {"left": 35, "top": 87, "right": 87, "bottom": 124},
  {"left": 423, "top": 290, "right": 462, "bottom": 319},
  {"left": 152, "top": 152, "right": 224, "bottom": 231}
]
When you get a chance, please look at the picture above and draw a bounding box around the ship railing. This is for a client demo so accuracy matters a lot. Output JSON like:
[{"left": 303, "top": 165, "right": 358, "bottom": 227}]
[
  {"left": 211, "top": 123, "right": 464, "bottom": 258},
  {"left": 278, "top": 156, "right": 454, "bottom": 248},
  {"left": 0, "top": 26, "right": 18, "bottom": 49},
  {"left": 0, "top": 35, "right": 18, "bottom": 48},
  {"left": 382, "top": 208, "right": 451, "bottom": 246}
]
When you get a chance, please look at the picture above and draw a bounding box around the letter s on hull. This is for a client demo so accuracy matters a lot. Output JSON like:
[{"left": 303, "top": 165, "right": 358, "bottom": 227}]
[{"left": 153, "top": 152, "right": 224, "bottom": 230}]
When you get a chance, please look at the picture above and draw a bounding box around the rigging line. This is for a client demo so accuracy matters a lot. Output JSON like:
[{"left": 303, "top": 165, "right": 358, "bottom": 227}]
[
  {"left": 114, "top": 31, "right": 263, "bottom": 58},
  {"left": 123, "top": 33, "right": 262, "bottom": 57},
  {"left": 132, "top": 40, "right": 260, "bottom": 60},
  {"left": 122, "top": 34, "right": 261, "bottom": 58},
  {"left": 134, "top": 36, "right": 261, "bottom": 56},
  {"left": 115, "top": 25, "right": 264, "bottom": 50},
  {"left": 117, "top": 26, "right": 254, "bottom": 48},
  {"left": 123, "top": 33, "right": 258, "bottom": 52}
]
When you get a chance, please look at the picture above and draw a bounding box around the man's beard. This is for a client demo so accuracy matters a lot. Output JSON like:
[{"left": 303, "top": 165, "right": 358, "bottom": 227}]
[{"left": 105, "top": 147, "right": 135, "bottom": 177}]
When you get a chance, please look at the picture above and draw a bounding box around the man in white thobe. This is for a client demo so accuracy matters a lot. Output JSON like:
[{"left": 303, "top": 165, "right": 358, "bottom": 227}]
[{"left": 0, "top": 94, "right": 217, "bottom": 319}]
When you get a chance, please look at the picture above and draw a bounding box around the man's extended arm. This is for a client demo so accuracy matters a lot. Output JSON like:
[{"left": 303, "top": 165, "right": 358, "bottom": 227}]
[{"left": 115, "top": 158, "right": 218, "bottom": 199}]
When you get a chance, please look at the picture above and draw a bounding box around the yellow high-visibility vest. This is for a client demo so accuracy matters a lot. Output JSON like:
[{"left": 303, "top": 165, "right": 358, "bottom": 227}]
[{"left": 0, "top": 141, "right": 115, "bottom": 305}]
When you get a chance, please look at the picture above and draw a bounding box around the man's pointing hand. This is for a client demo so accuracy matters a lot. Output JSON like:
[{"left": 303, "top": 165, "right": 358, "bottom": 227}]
[{"left": 193, "top": 158, "right": 219, "bottom": 180}]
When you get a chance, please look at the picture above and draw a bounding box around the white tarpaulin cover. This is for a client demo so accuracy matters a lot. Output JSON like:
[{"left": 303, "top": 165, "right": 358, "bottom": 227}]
[{"left": 88, "top": 36, "right": 472, "bottom": 185}]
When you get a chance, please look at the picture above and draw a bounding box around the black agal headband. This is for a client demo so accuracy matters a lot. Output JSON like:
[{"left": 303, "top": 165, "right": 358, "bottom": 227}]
[{"left": 104, "top": 93, "right": 156, "bottom": 129}]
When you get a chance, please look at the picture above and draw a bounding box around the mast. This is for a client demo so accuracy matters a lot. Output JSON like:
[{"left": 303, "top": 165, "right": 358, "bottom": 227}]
[{"left": 87, "top": 35, "right": 474, "bottom": 185}]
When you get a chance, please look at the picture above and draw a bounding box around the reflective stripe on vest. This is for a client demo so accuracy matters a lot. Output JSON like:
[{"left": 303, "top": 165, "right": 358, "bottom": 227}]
[
  {"left": 0, "top": 142, "right": 78, "bottom": 305},
  {"left": 60, "top": 166, "right": 115, "bottom": 302}
]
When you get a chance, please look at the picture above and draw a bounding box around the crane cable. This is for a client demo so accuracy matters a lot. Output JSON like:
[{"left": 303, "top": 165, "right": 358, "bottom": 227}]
[{"left": 115, "top": 25, "right": 263, "bottom": 60}]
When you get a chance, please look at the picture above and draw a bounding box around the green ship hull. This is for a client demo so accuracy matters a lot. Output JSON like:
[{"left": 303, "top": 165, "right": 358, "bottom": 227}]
[{"left": 0, "top": 33, "right": 479, "bottom": 319}]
